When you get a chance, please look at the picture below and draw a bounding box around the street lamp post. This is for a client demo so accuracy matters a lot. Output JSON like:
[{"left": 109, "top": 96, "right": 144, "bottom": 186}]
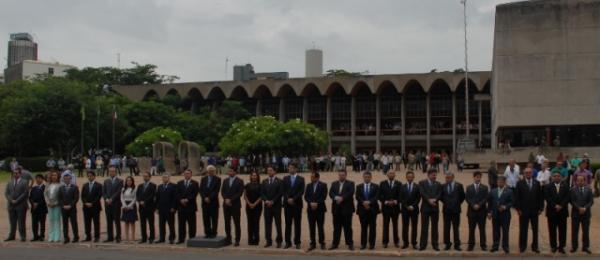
[{"left": 461, "top": 0, "right": 470, "bottom": 139}]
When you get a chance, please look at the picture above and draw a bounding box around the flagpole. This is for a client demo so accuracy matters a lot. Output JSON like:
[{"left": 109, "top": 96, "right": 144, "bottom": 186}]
[
  {"left": 112, "top": 104, "right": 116, "bottom": 155},
  {"left": 81, "top": 105, "right": 85, "bottom": 156},
  {"left": 96, "top": 105, "right": 100, "bottom": 150}
]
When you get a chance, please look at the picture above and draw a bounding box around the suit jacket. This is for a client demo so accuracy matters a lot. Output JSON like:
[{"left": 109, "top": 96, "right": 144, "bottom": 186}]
[
  {"left": 400, "top": 182, "right": 421, "bottom": 213},
  {"left": 465, "top": 183, "right": 489, "bottom": 217},
  {"left": 156, "top": 182, "right": 177, "bottom": 214},
  {"left": 570, "top": 186, "right": 593, "bottom": 218},
  {"left": 261, "top": 177, "right": 283, "bottom": 208},
  {"left": 514, "top": 178, "right": 544, "bottom": 215},
  {"left": 378, "top": 179, "right": 402, "bottom": 215},
  {"left": 103, "top": 177, "right": 124, "bottom": 208},
  {"left": 176, "top": 179, "right": 199, "bottom": 213},
  {"left": 282, "top": 174, "right": 305, "bottom": 208},
  {"left": 304, "top": 181, "right": 327, "bottom": 213},
  {"left": 329, "top": 180, "right": 355, "bottom": 216},
  {"left": 81, "top": 181, "right": 103, "bottom": 213},
  {"left": 356, "top": 182, "right": 380, "bottom": 215},
  {"left": 543, "top": 181, "right": 569, "bottom": 218},
  {"left": 418, "top": 179, "right": 442, "bottom": 213},
  {"left": 487, "top": 187, "right": 513, "bottom": 219},
  {"left": 200, "top": 175, "right": 221, "bottom": 209},
  {"left": 58, "top": 184, "right": 80, "bottom": 208},
  {"left": 441, "top": 182, "right": 465, "bottom": 214},
  {"left": 136, "top": 182, "right": 157, "bottom": 213},
  {"left": 221, "top": 177, "right": 244, "bottom": 209},
  {"left": 29, "top": 184, "right": 48, "bottom": 214},
  {"left": 5, "top": 178, "right": 29, "bottom": 210}
]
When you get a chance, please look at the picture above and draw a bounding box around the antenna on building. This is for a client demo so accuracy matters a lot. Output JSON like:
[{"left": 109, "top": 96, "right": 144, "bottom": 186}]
[{"left": 225, "top": 57, "right": 230, "bottom": 80}]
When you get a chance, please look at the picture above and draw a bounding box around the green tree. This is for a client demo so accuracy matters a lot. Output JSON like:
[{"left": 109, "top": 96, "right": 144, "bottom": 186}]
[
  {"left": 125, "top": 127, "right": 183, "bottom": 156},
  {"left": 65, "top": 62, "right": 179, "bottom": 86},
  {"left": 277, "top": 119, "right": 328, "bottom": 157},
  {"left": 121, "top": 101, "right": 178, "bottom": 144}
]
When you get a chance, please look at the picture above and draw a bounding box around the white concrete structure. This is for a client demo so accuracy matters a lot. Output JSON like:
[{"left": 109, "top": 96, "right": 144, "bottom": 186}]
[
  {"left": 3, "top": 60, "right": 76, "bottom": 83},
  {"left": 305, "top": 49, "right": 323, "bottom": 78}
]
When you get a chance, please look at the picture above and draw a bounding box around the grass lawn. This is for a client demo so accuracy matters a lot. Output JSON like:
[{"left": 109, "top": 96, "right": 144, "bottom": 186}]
[{"left": 0, "top": 171, "right": 10, "bottom": 183}]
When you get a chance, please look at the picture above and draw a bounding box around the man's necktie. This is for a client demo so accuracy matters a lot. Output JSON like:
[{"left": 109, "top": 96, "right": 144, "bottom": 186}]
[
  {"left": 338, "top": 182, "right": 343, "bottom": 194},
  {"left": 365, "top": 184, "right": 369, "bottom": 198}
]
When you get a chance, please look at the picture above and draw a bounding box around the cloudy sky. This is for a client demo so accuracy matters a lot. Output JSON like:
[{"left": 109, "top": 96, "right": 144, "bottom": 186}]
[{"left": 1, "top": 0, "right": 520, "bottom": 82}]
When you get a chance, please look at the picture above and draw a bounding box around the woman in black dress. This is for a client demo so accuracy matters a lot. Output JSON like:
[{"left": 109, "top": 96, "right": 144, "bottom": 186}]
[{"left": 244, "top": 171, "right": 262, "bottom": 245}]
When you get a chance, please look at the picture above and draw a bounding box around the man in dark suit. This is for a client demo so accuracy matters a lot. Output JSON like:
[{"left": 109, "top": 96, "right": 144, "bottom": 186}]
[
  {"left": 58, "top": 174, "right": 79, "bottom": 243},
  {"left": 261, "top": 165, "right": 283, "bottom": 248},
  {"left": 488, "top": 175, "right": 513, "bottom": 253},
  {"left": 5, "top": 169, "right": 29, "bottom": 242},
  {"left": 29, "top": 174, "right": 47, "bottom": 242},
  {"left": 156, "top": 174, "right": 177, "bottom": 244},
  {"left": 328, "top": 170, "right": 355, "bottom": 251},
  {"left": 137, "top": 171, "right": 157, "bottom": 244},
  {"left": 176, "top": 169, "right": 199, "bottom": 244},
  {"left": 221, "top": 168, "right": 244, "bottom": 246},
  {"left": 81, "top": 171, "right": 102, "bottom": 242},
  {"left": 543, "top": 171, "right": 569, "bottom": 254},
  {"left": 283, "top": 163, "right": 305, "bottom": 249},
  {"left": 570, "top": 175, "right": 593, "bottom": 254},
  {"left": 418, "top": 169, "right": 442, "bottom": 251},
  {"left": 199, "top": 165, "right": 221, "bottom": 238},
  {"left": 441, "top": 172, "right": 465, "bottom": 251},
  {"left": 304, "top": 171, "right": 327, "bottom": 251},
  {"left": 401, "top": 171, "right": 420, "bottom": 249},
  {"left": 103, "top": 166, "right": 123, "bottom": 243},
  {"left": 514, "top": 167, "right": 544, "bottom": 253},
  {"left": 379, "top": 170, "right": 401, "bottom": 248},
  {"left": 356, "top": 171, "right": 380, "bottom": 250},
  {"left": 465, "top": 171, "right": 489, "bottom": 251}
]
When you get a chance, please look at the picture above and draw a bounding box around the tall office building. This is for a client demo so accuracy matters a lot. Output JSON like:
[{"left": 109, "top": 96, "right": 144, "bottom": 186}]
[
  {"left": 305, "top": 48, "right": 323, "bottom": 77},
  {"left": 7, "top": 33, "right": 38, "bottom": 67}
]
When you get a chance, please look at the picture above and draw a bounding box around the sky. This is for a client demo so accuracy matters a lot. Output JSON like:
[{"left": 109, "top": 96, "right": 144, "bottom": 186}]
[{"left": 0, "top": 0, "right": 521, "bottom": 82}]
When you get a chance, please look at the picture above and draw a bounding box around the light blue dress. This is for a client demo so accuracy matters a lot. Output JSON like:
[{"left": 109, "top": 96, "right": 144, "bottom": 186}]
[{"left": 44, "top": 183, "right": 62, "bottom": 242}]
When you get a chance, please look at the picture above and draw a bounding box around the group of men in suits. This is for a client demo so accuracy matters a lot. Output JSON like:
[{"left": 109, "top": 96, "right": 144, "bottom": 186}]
[{"left": 4, "top": 164, "right": 595, "bottom": 254}]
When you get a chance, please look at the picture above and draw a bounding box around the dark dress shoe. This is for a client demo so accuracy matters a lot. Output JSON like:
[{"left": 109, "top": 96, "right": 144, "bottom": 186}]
[
  {"left": 419, "top": 247, "right": 426, "bottom": 251},
  {"left": 348, "top": 245, "right": 354, "bottom": 251},
  {"left": 72, "top": 238, "right": 79, "bottom": 243},
  {"left": 169, "top": 240, "right": 174, "bottom": 245},
  {"left": 444, "top": 245, "right": 452, "bottom": 251},
  {"left": 532, "top": 248, "right": 540, "bottom": 254},
  {"left": 176, "top": 241, "right": 185, "bottom": 245},
  {"left": 551, "top": 248, "right": 557, "bottom": 253},
  {"left": 284, "top": 244, "right": 292, "bottom": 249},
  {"left": 276, "top": 243, "right": 282, "bottom": 248},
  {"left": 234, "top": 241, "right": 240, "bottom": 247},
  {"left": 369, "top": 245, "right": 375, "bottom": 250},
  {"left": 295, "top": 244, "right": 301, "bottom": 249},
  {"left": 360, "top": 245, "right": 366, "bottom": 250},
  {"left": 156, "top": 239, "right": 165, "bottom": 243},
  {"left": 412, "top": 245, "right": 418, "bottom": 250},
  {"left": 20, "top": 238, "right": 26, "bottom": 242},
  {"left": 264, "top": 242, "right": 272, "bottom": 248},
  {"left": 455, "top": 246, "right": 462, "bottom": 251},
  {"left": 490, "top": 248, "right": 498, "bottom": 253},
  {"left": 401, "top": 244, "right": 409, "bottom": 249},
  {"left": 394, "top": 243, "right": 400, "bottom": 248},
  {"left": 558, "top": 248, "right": 566, "bottom": 254},
  {"left": 4, "top": 237, "right": 15, "bottom": 242},
  {"left": 103, "top": 239, "right": 114, "bottom": 243},
  {"left": 31, "top": 238, "right": 38, "bottom": 242},
  {"left": 570, "top": 248, "right": 577, "bottom": 253},
  {"left": 94, "top": 238, "right": 99, "bottom": 243},
  {"left": 383, "top": 244, "right": 388, "bottom": 248},
  {"left": 481, "top": 245, "right": 488, "bottom": 251},
  {"left": 320, "top": 244, "right": 326, "bottom": 250},
  {"left": 138, "top": 240, "right": 147, "bottom": 244},
  {"left": 82, "top": 238, "right": 91, "bottom": 242},
  {"left": 467, "top": 245, "right": 474, "bottom": 251},
  {"left": 328, "top": 245, "right": 338, "bottom": 250},
  {"left": 432, "top": 246, "right": 440, "bottom": 251},
  {"left": 583, "top": 248, "right": 592, "bottom": 254},
  {"left": 307, "top": 245, "right": 316, "bottom": 251},
  {"left": 503, "top": 248, "right": 510, "bottom": 254},
  {"left": 149, "top": 240, "right": 154, "bottom": 244},
  {"left": 115, "top": 238, "right": 121, "bottom": 243},
  {"left": 64, "top": 239, "right": 70, "bottom": 244}
]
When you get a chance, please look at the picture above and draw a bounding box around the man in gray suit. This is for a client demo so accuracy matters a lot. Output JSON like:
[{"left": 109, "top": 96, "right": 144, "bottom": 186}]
[
  {"left": 570, "top": 175, "right": 593, "bottom": 254},
  {"left": 103, "top": 166, "right": 123, "bottom": 243},
  {"left": 5, "top": 169, "right": 30, "bottom": 241}
]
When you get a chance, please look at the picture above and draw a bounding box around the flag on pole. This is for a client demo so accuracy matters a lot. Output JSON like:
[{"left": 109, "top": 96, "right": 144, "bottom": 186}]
[
  {"left": 112, "top": 105, "right": 117, "bottom": 121},
  {"left": 81, "top": 105, "right": 85, "bottom": 121}
]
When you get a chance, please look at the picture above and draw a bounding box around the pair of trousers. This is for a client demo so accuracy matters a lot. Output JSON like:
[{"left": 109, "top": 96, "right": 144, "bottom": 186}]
[
  {"left": 382, "top": 211, "right": 399, "bottom": 245},
  {"left": 178, "top": 211, "right": 196, "bottom": 242},
  {"left": 307, "top": 210, "right": 325, "bottom": 246},
  {"left": 402, "top": 209, "right": 419, "bottom": 246},
  {"left": 264, "top": 206, "right": 282, "bottom": 244},
  {"left": 8, "top": 207, "right": 27, "bottom": 240},
  {"left": 47, "top": 207, "right": 61, "bottom": 242},
  {"left": 419, "top": 211, "right": 439, "bottom": 249},
  {"left": 158, "top": 211, "right": 175, "bottom": 242},
  {"left": 284, "top": 206, "right": 302, "bottom": 245},
  {"left": 332, "top": 212, "right": 353, "bottom": 246},
  {"left": 83, "top": 209, "right": 100, "bottom": 240},
  {"left": 224, "top": 207, "right": 241, "bottom": 242},
  {"left": 31, "top": 212, "right": 46, "bottom": 240},
  {"left": 246, "top": 206, "right": 262, "bottom": 244},
  {"left": 61, "top": 208, "right": 79, "bottom": 240}
]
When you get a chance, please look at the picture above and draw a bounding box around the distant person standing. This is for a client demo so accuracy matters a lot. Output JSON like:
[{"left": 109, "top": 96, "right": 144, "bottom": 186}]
[
  {"left": 328, "top": 170, "right": 355, "bottom": 251},
  {"left": 465, "top": 171, "right": 489, "bottom": 251},
  {"left": 401, "top": 171, "right": 420, "bottom": 249},
  {"left": 379, "top": 170, "right": 401, "bottom": 248},
  {"left": 418, "top": 169, "right": 442, "bottom": 251},
  {"left": 261, "top": 165, "right": 283, "bottom": 248},
  {"left": 570, "top": 175, "right": 593, "bottom": 254},
  {"left": 487, "top": 161, "right": 498, "bottom": 190},
  {"left": 282, "top": 163, "right": 305, "bottom": 249},
  {"left": 4, "top": 169, "right": 29, "bottom": 242},
  {"left": 81, "top": 171, "right": 102, "bottom": 242},
  {"left": 103, "top": 166, "right": 123, "bottom": 243},
  {"left": 356, "top": 171, "right": 379, "bottom": 250},
  {"left": 244, "top": 172, "right": 262, "bottom": 246},
  {"left": 176, "top": 169, "right": 199, "bottom": 244},
  {"left": 504, "top": 159, "right": 520, "bottom": 190},
  {"left": 441, "top": 172, "right": 465, "bottom": 251},
  {"left": 58, "top": 174, "right": 79, "bottom": 243},
  {"left": 514, "top": 167, "right": 543, "bottom": 253},
  {"left": 221, "top": 168, "right": 244, "bottom": 246},
  {"left": 29, "top": 174, "right": 47, "bottom": 241},
  {"left": 155, "top": 174, "right": 177, "bottom": 244},
  {"left": 199, "top": 165, "right": 221, "bottom": 238},
  {"left": 137, "top": 172, "right": 157, "bottom": 244},
  {"left": 488, "top": 176, "right": 514, "bottom": 254},
  {"left": 304, "top": 171, "right": 327, "bottom": 251},
  {"left": 543, "top": 171, "right": 569, "bottom": 254}
]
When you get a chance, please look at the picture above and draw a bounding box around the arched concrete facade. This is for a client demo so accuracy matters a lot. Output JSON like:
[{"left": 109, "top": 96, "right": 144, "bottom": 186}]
[
  {"left": 152, "top": 142, "right": 176, "bottom": 174},
  {"left": 177, "top": 141, "right": 203, "bottom": 174}
]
